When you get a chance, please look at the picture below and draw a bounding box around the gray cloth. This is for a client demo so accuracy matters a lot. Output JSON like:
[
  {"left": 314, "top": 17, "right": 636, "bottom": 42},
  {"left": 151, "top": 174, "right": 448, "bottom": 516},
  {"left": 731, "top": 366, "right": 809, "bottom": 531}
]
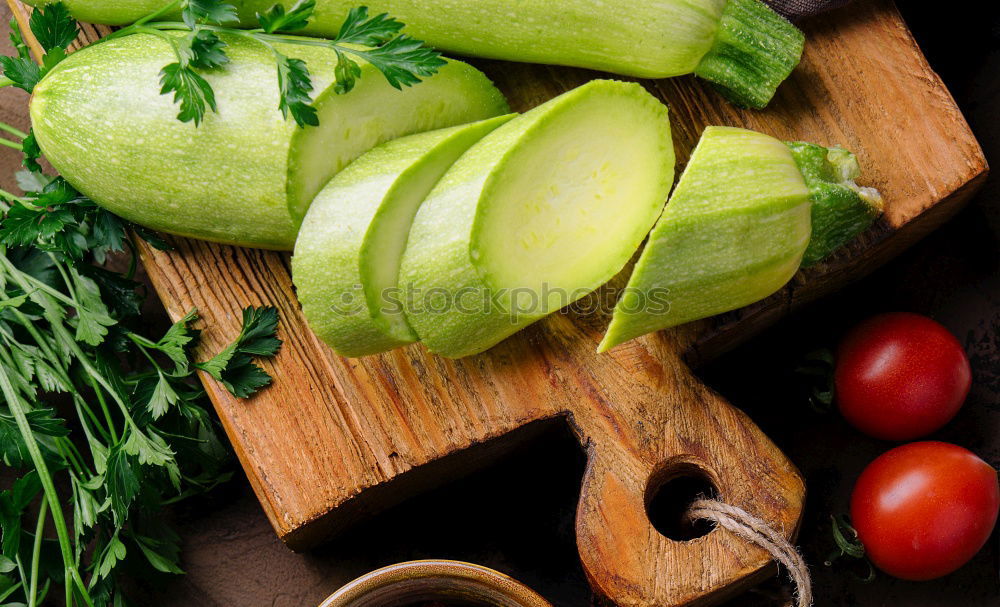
[{"left": 765, "top": 0, "right": 852, "bottom": 20}]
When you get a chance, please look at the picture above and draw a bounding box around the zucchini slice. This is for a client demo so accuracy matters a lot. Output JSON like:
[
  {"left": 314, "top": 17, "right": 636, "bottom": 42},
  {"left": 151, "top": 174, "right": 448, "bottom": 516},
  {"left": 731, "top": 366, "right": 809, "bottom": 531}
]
[
  {"left": 599, "top": 126, "right": 812, "bottom": 352},
  {"left": 293, "top": 116, "right": 515, "bottom": 357},
  {"left": 29, "top": 32, "right": 508, "bottom": 250},
  {"left": 399, "top": 80, "right": 675, "bottom": 358}
]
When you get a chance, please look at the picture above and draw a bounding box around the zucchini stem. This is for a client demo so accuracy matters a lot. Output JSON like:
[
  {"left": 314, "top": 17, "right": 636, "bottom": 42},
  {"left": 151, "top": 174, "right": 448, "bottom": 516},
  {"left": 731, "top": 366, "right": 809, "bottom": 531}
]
[
  {"left": 694, "top": 0, "right": 805, "bottom": 109},
  {"left": 786, "top": 141, "right": 884, "bottom": 266}
]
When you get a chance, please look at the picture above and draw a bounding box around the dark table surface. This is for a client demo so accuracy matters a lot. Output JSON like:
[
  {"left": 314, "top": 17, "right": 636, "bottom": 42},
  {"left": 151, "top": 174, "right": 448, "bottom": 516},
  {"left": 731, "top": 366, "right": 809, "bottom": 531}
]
[{"left": 2, "top": 1, "right": 998, "bottom": 606}]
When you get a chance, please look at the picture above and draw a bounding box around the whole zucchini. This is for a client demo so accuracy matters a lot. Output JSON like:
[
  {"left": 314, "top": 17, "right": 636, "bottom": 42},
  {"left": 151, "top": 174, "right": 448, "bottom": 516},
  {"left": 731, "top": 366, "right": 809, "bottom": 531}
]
[
  {"left": 29, "top": 31, "right": 508, "bottom": 249},
  {"left": 27, "top": 0, "right": 805, "bottom": 108}
]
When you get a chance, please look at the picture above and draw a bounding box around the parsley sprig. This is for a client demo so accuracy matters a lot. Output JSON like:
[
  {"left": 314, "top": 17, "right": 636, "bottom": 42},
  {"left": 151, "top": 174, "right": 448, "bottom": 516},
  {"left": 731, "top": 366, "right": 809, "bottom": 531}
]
[
  {"left": 0, "top": 2, "right": 78, "bottom": 93},
  {"left": 0, "top": 172, "right": 283, "bottom": 605},
  {"left": 103, "top": 0, "right": 446, "bottom": 127},
  {"left": 0, "top": 75, "right": 282, "bottom": 607}
]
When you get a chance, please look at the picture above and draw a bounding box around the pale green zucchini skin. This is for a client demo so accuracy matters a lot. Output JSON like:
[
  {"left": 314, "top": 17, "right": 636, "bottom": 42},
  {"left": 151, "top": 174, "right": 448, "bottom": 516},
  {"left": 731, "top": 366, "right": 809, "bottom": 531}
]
[
  {"left": 24, "top": 0, "right": 161, "bottom": 24},
  {"left": 399, "top": 80, "right": 675, "bottom": 359},
  {"left": 292, "top": 115, "right": 515, "bottom": 357},
  {"left": 786, "top": 142, "right": 884, "bottom": 266},
  {"left": 29, "top": 32, "right": 508, "bottom": 249},
  {"left": 599, "top": 126, "right": 813, "bottom": 352},
  {"left": 27, "top": 0, "right": 803, "bottom": 108}
]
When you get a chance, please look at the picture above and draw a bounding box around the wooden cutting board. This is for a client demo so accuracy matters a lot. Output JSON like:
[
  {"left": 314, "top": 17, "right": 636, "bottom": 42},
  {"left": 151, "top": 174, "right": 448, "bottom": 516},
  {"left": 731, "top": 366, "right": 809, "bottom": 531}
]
[{"left": 11, "top": 1, "right": 986, "bottom": 605}]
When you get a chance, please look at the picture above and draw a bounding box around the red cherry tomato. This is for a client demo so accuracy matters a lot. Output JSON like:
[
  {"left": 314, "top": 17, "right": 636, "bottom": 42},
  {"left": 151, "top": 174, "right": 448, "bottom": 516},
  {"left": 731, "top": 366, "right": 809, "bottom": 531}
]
[
  {"left": 835, "top": 312, "right": 971, "bottom": 441},
  {"left": 850, "top": 441, "right": 999, "bottom": 581}
]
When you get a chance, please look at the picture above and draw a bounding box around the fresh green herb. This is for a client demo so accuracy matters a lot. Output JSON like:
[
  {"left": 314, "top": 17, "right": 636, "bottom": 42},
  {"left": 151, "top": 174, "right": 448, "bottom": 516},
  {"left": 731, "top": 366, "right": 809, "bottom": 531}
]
[
  {"left": 0, "top": 55, "right": 41, "bottom": 92},
  {"left": 181, "top": 0, "right": 239, "bottom": 27},
  {"left": 28, "top": 1, "right": 78, "bottom": 51},
  {"left": 158, "top": 61, "right": 218, "bottom": 126},
  {"left": 258, "top": 0, "right": 316, "bottom": 33},
  {"left": 0, "top": 2, "right": 76, "bottom": 93},
  {"left": 0, "top": 104, "right": 279, "bottom": 607},
  {"left": 196, "top": 306, "right": 283, "bottom": 398},
  {"left": 103, "top": 0, "right": 446, "bottom": 127}
]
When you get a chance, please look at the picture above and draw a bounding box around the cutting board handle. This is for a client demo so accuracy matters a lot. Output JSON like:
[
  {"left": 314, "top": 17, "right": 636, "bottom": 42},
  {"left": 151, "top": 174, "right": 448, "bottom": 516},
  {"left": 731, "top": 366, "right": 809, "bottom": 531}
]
[{"left": 571, "top": 359, "right": 805, "bottom": 606}]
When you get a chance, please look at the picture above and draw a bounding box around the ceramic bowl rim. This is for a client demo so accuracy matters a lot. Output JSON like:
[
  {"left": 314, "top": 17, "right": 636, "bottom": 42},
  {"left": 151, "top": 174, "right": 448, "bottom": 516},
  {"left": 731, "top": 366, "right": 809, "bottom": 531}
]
[{"left": 318, "top": 559, "right": 553, "bottom": 607}]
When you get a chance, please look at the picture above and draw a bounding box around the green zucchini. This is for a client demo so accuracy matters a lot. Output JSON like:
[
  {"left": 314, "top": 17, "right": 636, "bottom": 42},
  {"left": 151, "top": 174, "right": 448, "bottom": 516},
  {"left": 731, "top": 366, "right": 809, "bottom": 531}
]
[
  {"left": 786, "top": 142, "right": 884, "bottom": 266},
  {"left": 399, "top": 80, "right": 675, "bottom": 358},
  {"left": 292, "top": 115, "right": 515, "bottom": 357},
  {"left": 28, "top": 0, "right": 805, "bottom": 108},
  {"left": 29, "top": 32, "right": 508, "bottom": 249},
  {"left": 598, "top": 126, "right": 812, "bottom": 352}
]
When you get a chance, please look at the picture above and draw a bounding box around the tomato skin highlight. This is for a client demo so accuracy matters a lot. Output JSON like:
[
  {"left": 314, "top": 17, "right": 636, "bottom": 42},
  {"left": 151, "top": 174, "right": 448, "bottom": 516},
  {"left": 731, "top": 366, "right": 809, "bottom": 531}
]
[
  {"left": 850, "top": 441, "right": 1000, "bottom": 581},
  {"left": 835, "top": 312, "right": 971, "bottom": 441}
]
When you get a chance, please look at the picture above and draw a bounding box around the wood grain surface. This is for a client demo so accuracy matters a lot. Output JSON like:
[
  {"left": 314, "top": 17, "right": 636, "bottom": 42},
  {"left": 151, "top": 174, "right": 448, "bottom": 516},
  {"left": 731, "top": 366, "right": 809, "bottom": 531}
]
[{"left": 9, "top": 1, "right": 987, "bottom": 606}]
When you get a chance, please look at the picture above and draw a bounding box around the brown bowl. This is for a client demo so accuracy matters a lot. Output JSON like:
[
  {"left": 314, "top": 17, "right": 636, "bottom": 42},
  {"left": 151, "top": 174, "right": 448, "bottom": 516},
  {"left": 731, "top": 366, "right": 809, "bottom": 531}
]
[{"left": 318, "top": 560, "right": 553, "bottom": 607}]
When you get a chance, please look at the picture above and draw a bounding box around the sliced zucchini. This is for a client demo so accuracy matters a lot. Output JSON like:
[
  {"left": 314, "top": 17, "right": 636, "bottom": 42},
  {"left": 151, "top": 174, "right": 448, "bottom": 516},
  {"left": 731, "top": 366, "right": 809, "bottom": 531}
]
[
  {"left": 292, "top": 115, "right": 515, "bottom": 357},
  {"left": 599, "top": 126, "right": 812, "bottom": 352},
  {"left": 399, "top": 80, "right": 675, "bottom": 358},
  {"left": 30, "top": 32, "right": 508, "bottom": 249}
]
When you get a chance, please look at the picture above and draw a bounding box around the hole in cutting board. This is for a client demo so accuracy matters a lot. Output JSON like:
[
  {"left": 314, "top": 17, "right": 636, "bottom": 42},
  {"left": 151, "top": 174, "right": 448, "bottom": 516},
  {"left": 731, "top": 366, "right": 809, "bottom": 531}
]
[{"left": 645, "top": 462, "right": 718, "bottom": 541}]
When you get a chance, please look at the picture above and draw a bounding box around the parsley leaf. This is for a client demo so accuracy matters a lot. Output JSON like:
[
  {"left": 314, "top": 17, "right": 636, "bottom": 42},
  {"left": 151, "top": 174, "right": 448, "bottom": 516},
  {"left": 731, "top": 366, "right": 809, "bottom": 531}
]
[
  {"left": 196, "top": 306, "right": 282, "bottom": 398},
  {"left": 181, "top": 0, "right": 239, "bottom": 28},
  {"left": 159, "top": 62, "right": 217, "bottom": 126},
  {"left": 0, "top": 56, "right": 41, "bottom": 93},
  {"left": 186, "top": 29, "right": 230, "bottom": 70},
  {"left": 0, "top": 202, "right": 74, "bottom": 248},
  {"left": 105, "top": 443, "right": 140, "bottom": 525},
  {"left": 136, "top": 308, "right": 201, "bottom": 373},
  {"left": 20, "top": 130, "right": 41, "bottom": 173},
  {"left": 134, "top": 532, "right": 185, "bottom": 574},
  {"left": 146, "top": 372, "right": 181, "bottom": 419},
  {"left": 28, "top": 1, "right": 78, "bottom": 52},
  {"left": 258, "top": 0, "right": 316, "bottom": 34},
  {"left": 1, "top": 3, "right": 76, "bottom": 94},
  {"left": 353, "top": 35, "right": 448, "bottom": 90},
  {"left": 0, "top": 472, "right": 40, "bottom": 556},
  {"left": 70, "top": 267, "right": 116, "bottom": 346},
  {"left": 275, "top": 54, "right": 318, "bottom": 127},
  {"left": 334, "top": 6, "right": 405, "bottom": 46}
]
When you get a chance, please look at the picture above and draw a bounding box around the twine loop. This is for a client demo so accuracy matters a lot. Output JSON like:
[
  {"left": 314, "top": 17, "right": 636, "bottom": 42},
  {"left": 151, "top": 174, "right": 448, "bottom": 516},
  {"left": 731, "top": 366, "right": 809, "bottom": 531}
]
[{"left": 686, "top": 498, "right": 813, "bottom": 607}]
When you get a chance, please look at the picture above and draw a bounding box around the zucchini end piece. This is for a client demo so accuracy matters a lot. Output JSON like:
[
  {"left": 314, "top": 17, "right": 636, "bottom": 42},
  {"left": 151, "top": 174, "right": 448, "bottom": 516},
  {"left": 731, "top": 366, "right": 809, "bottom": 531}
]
[
  {"left": 693, "top": 0, "right": 805, "bottom": 109},
  {"left": 786, "top": 141, "right": 884, "bottom": 266},
  {"left": 599, "top": 126, "right": 812, "bottom": 352}
]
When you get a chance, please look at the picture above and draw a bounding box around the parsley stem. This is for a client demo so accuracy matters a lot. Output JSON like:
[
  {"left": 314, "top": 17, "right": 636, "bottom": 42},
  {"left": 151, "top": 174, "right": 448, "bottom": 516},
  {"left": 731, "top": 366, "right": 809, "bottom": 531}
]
[
  {"left": 0, "top": 188, "right": 26, "bottom": 203},
  {"left": 0, "top": 77, "right": 13, "bottom": 88},
  {"left": 106, "top": 0, "right": 183, "bottom": 39},
  {"left": 0, "top": 365, "right": 92, "bottom": 607},
  {"left": 0, "top": 255, "right": 137, "bottom": 437},
  {"left": 0, "top": 581, "right": 23, "bottom": 602},
  {"left": 2, "top": 257, "right": 79, "bottom": 309},
  {"left": 86, "top": 374, "right": 119, "bottom": 445},
  {"left": 29, "top": 498, "right": 48, "bottom": 607},
  {"left": 0, "top": 120, "right": 28, "bottom": 139},
  {"left": 148, "top": 22, "right": 358, "bottom": 52},
  {"left": 0, "top": 137, "right": 23, "bottom": 151}
]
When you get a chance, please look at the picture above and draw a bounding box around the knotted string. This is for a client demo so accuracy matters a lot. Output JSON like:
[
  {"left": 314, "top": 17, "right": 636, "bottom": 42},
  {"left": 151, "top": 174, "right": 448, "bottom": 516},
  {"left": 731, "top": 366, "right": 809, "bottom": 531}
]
[{"left": 686, "top": 499, "right": 813, "bottom": 607}]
